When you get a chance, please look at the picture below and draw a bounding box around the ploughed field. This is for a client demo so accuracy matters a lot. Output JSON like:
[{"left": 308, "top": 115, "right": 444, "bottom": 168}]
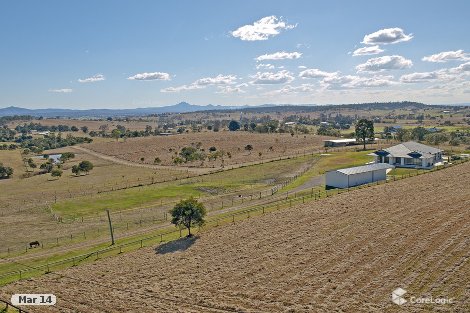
[
  {"left": 86, "top": 132, "right": 329, "bottom": 168},
  {"left": 2, "top": 162, "right": 469, "bottom": 312}
]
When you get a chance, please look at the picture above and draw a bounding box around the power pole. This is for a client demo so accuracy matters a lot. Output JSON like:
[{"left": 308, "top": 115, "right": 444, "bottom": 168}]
[{"left": 106, "top": 209, "right": 115, "bottom": 245}]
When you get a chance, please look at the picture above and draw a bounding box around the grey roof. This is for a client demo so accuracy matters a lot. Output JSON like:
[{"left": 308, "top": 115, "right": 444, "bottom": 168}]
[
  {"left": 334, "top": 163, "right": 395, "bottom": 175},
  {"left": 381, "top": 141, "right": 442, "bottom": 158}
]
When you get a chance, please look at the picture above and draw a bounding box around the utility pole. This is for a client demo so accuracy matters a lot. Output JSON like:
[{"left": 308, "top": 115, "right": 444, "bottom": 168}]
[{"left": 106, "top": 209, "right": 115, "bottom": 245}]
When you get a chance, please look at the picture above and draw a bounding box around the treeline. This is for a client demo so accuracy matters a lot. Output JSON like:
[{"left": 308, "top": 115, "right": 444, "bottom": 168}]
[
  {"left": 0, "top": 115, "right": 33, "bottom": 126},
  {"left": 19, "top": 133, "right": 93, "bottom": 154},
  {"left": 15, "top": 122, "right": 80, "bottom": 133},
  {"left": 386, "top": 127, "right": 470, "bottom": 146}
]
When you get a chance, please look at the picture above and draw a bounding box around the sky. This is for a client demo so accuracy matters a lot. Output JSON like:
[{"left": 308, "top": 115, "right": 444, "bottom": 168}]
[{"left": 1, "top": 0, "right": 470, "bottom": 109}]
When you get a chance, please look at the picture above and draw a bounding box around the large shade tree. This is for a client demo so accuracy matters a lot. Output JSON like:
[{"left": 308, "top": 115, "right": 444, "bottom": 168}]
[{"left": 170, "top": 198, "right": 206, "bottom": 237}]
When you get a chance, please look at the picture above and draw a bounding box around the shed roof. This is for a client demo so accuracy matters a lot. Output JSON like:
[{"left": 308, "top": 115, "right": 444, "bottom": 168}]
[
  {"left": 334, "top": 163, "right": 395, "bottom": 175},
  {"left": 323, "top": 139, "right": 357, "bottom": 143}
]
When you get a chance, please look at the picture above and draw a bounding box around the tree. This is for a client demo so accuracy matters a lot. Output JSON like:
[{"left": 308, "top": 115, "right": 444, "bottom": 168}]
[
  {"left": 170, "top": 198, "right": 206, "bottom": 237},
  {"left": 60, "top": 152, "right": 75, "bottom": 162},
  {"left": 81, "top": 126, "right": 88, "bottom": 133},
  {"left": 51, "top": 169, "right": 63, "bottom": 179},
  {"left": 111, "top": 129, "right": 121, "bottom": 141},
  {"left": 355, "top": 119, "right": 374, "bottom": 150},
  {"left": 0, "top": 163, "right": 13, "bottom": 179},
  {"left": 40, "top": 161, "right": 54, "bottom": 173},
  {"left": 244, "top": 144, "right": 253, "bottom": 154},
  {"left": 228, "top": 120, "right": 241, "bottom": 131},
  {"left": 71, "top": 126, "right": 79, "bottom": 132},
  {"left": 78, "top": 160, "right": 94, "bottom": 174},
  {"left": 72, "top": 165, "right": 81, "bottom": 176}
]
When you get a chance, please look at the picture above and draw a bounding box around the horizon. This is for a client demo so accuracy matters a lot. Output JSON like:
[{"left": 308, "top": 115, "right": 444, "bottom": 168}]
[
  {"left": 1, "top": 1, "right": 470, "bottom": 109},
  {"left": 2, "top": 100, "right": 470, "bottom": 112}
]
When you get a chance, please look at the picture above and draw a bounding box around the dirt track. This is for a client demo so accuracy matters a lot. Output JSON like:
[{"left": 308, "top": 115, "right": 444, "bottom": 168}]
[{"left": 1, "top": 162, "right": 469, "bottom": 312}]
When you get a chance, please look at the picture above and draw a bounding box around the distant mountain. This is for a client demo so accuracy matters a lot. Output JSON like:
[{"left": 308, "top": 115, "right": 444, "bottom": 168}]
[
  {"left": 0, "top": 101, "right": 465, "bottom": 118},
  {"left": 0, "top": 102, "right": 245, "bottom": 118}
]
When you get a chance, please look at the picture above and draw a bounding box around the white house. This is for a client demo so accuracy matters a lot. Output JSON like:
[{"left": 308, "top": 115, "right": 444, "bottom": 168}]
[
  {"left": 373, "top": 141, "right": 443, "bottom": 169},
  {"left": 325, "top": 163, "right": 395, "bottom": 189}
]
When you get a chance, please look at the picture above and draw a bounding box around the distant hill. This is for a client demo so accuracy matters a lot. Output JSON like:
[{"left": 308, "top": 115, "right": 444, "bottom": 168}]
[
  {"left": 0, "top": 102, "right": 244, "bottom": 118},
  {"left": 0, "top": 101, "right": 466, "bottom": 118}
]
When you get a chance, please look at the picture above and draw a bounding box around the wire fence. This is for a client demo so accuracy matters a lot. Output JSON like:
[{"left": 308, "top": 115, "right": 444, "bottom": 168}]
[
  {"left": 0, "top": 299, "right": 29, "bottom": 313},
  {"left": 0, "top": 156, "right": 321, "bottom": 257},
  {"left": 1, "top": 157, "right": 468, "bottom": 286}
]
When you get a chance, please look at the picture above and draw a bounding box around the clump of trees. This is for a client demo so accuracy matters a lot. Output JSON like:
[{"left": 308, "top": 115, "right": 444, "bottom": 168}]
[
  {"left": 170, "top": 198, "right": 206, "bottom": 237},
  {"left": 0, "top": 163, "right": 13, "bottom": 179},
  {"left": 72, "top": 161, "right": 94, "bottom": 176}
]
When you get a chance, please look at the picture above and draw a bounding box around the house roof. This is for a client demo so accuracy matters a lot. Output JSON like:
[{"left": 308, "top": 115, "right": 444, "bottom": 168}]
[
  {"left": 379, "top": 141, "right": 442, "bottom": 158},
  {"left": 334, "top": 163, "right": 395, "bottom": 175}
]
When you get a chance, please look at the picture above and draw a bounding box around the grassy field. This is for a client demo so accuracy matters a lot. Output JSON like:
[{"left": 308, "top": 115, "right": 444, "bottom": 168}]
[{"left": 51, "top": 154, "right": 316, "bottom": 217}]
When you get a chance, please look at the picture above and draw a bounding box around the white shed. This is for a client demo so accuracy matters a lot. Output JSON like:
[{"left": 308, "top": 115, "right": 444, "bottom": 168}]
[{"left": 325, "top": 163, "right": 394, "bottom": 189}]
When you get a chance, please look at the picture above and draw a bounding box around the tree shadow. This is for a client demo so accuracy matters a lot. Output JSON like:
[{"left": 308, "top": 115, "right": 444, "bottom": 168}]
[{"left": 155, "top": 236, "right": 198, "bottom": 255}]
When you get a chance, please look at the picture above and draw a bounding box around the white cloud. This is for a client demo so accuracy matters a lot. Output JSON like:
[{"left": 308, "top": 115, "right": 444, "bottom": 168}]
[
  {"left": 450, "top": 61, "right": 470, "bottom": 73},
  {"left": 345, "top": 75, "right": 395, "bottom": 88},
  {"left": 352, "top": 45, "right": 384, "bottom": 56},
  {"left": 78, "top": 74, "right": 105, "bottom": 83},
  {"left": 400, "top": 72, "right": 440, "bottom": 83},
  {"left": 161, "top": 74, "right": 237, "bottom": 92},
  {"left": 356, "top": 55, "right": 412, "bottom": 72},
  {"left": 256, "top": 63, "right": 275, "bottom": 70},
  {"left": 251, "top": 70, "right": 294, "bottom": 84},
  {"left": 194, "top": 74, "right": 237, "bottom": 86},
  {"left": 298, "top": 65, "right": 307, "bottom": 69},
  {"left": 321, "top": 74, "right": 395, "bottom": 89},
  {"left": 256, "top": 51, "right": 302, "bottom": 61},
  {"left": 217, "top": 83, "right": 248, "bottom": 94},
  {"left": 299, "top": 68, "right": 338, "bottom": 79},
  {"left": 49, "top": 88, "right": 73, "bottom": 93},
  {"left": 422, "top": 50, "right": 470, "bottom": 63},
  {"left": 362, "top": 27, "right": 413, "bottom": 45},
  {"left": 127, "top": 72, "right": 171, "bottom": 81},
  {"left": 160, "top": 84, "right": 203, "bottom": 93},
  {"left": 231, "top": 15, "right": 296, "bottom": 41}
]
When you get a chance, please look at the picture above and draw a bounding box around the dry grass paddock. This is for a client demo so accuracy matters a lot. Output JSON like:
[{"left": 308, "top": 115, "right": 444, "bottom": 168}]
[
  {"left": 2, "top": 160, "right": 469, "bottom": 312},
  {"left": 86, "top": 131, "right": 330, "bottom": 168}
]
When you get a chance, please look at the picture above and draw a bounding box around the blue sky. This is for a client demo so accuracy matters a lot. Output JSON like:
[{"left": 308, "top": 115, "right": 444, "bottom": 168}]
[{"left": 1, "top": 0, "right": 469, "bottom": 109}]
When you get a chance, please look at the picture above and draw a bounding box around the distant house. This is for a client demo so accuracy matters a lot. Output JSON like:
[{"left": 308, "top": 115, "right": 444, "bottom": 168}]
[
  {"left": 323, "top": 138, "right": 357, "bottom": 147},
  {"left": 284, "top": 122, "right": 296, "bottom": 126},
  {"left": 325, "top": 163, "right": 394, "bottom": 189},
  {"left": 373, "top": 141, "right": 443, "bottom": 169}
]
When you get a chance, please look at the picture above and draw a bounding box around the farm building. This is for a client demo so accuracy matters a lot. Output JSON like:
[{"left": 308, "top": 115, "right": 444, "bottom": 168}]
[
  {"left": 323, "top": 138, "right": 357, "bottom": 147},
  {"left": 373, "top": 141, "right": 443, "bottom": 169},
  {"left": 325, "top": 163, "right": 394, "bottom": 189}
]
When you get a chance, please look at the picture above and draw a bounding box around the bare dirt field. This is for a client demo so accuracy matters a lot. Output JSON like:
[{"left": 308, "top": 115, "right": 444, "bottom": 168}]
[
  {"left": 86, "top": 132, "right": 330, "bottom": 168},
  {"left": 2, "top": 161, "right": 469, "bottom": 312}
]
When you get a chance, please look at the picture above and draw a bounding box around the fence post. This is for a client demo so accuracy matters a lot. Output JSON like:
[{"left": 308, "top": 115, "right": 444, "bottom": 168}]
[
  {"left": 232, "top": 215, "right": 235, "bottom": 223},
  {"left": 140, "top": 239, "right": 143, "bottom": 248},
  {"left": 262, "top": 207, "right": 265, "bottom": 214}
]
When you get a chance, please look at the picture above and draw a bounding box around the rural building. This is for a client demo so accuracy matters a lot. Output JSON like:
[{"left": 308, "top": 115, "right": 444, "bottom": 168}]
[
  {"left": 325, "top": 163, "right": 395, "bottom": 189},
  {"left": 323, "top": 138, "right": 357, "bottom": 147},
  {"left": 373, "top": 141, "right": 443, "bottom": 169}
]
